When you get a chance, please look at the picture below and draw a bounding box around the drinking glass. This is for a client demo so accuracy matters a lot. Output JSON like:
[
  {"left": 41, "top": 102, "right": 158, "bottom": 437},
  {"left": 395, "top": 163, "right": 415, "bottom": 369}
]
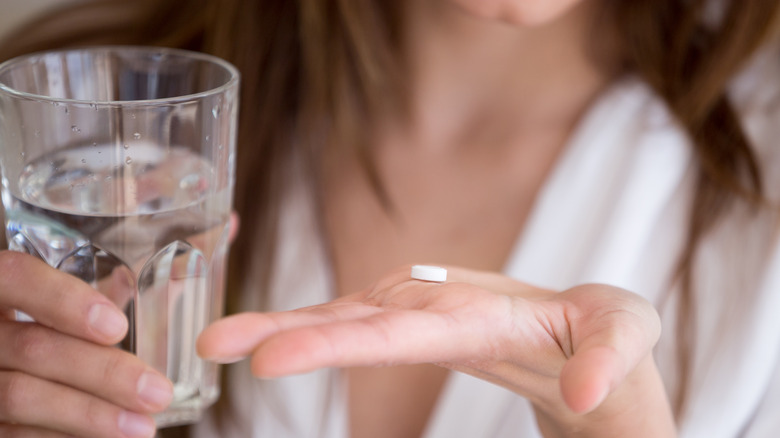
[{"left": 0, "top": 46, "right": 240, "bottom": 427}]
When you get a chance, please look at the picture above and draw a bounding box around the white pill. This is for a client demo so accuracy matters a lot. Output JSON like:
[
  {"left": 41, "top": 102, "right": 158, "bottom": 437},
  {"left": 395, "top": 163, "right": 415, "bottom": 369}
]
[{"left": 411, "top": 265, "right": 447, "bottom": 283}]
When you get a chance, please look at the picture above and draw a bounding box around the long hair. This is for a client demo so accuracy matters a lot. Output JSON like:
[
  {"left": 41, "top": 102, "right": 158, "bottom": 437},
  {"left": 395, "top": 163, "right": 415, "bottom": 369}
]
[{"left": 1, "top": 0, "right": 778, "bottom": 431}]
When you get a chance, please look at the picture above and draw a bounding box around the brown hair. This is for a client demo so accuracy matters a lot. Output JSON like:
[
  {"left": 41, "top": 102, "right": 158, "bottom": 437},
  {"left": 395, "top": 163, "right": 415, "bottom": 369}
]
[
  {"left": 611, "top": 0, "right": 779, "bottom": 415},
  {"left": 1, "top": 0, "right": 778, "bottom": 430}
]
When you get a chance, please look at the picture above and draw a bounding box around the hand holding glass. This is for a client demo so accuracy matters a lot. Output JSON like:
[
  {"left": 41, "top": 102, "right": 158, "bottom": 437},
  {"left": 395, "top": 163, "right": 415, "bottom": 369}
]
[{"left": 0, "top": 47, "right": 239, "bottom": 427}]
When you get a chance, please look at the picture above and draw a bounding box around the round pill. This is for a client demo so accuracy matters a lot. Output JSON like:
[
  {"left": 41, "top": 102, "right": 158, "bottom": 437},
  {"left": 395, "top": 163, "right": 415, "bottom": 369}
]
[{"left": 411, "top": 265, "right": 447, "bottom": 283}]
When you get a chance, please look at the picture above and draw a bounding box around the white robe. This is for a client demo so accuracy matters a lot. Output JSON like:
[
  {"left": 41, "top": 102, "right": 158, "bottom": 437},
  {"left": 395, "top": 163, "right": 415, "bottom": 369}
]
[{"left": 194, "top": 42, "right": 780, "bottom": 438}]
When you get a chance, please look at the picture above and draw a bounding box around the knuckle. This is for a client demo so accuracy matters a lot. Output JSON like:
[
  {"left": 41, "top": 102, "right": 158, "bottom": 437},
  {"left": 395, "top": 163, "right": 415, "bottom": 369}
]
[
  {"left": 99, "top": 351, "right": 125, "bottom": 389},
  {"left": 0, "top": 372, "right": 32, "bottom": 421},
  {"left": 83, "top": 395, "right": 108, "bottom": 431},
  {"left": 13, "top": 325, "right": 54, "bottom": 366},
  {"left": 46, "top": 282, "right": 76, "bottom": 319},
  {"left": 0, "top": 251, "right": 26, "bottom": 274},
  {"left": 0, "top": 252, "right": 30, "bottom": 288},
  {"left": 100, "top": 349, "right": 143, "bottom": 397}
]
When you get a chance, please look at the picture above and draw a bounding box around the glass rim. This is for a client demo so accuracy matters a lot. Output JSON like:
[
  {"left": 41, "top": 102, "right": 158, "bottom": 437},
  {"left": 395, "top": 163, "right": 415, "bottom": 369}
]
[{"left": 0, "top": 45, "right": 240, "bottom": 107}]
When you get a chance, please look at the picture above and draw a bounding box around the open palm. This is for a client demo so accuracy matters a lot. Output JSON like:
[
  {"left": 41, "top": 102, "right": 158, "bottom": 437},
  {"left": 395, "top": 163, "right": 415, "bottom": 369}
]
[{"left": 197, "top": 265, "right": 660, "bottom": 414}]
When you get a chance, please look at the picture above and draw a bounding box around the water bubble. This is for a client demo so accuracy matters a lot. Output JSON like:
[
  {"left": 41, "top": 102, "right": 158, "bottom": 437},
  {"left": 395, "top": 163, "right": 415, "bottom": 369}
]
[
  {"left": 81, "top": 158, "right": 87, "bottom": 164},
  {"left": 90, "top": 103, "right": 98, "bottom": 111},
  {"left": 218, "top": 144, "right": 223, "bottom": 150},
  {"left": 133, "top": 133, "right": 141, "bottom": 140},
  {"left": 64, "top": 107, "right": 69, "bottom": 114},
  {"left": 92, "top": 142, "right": 98, "bottom": 147},
  {"left": 125, "top": 157, "right": 133, "bottom": 165},
  {"left": 123, "top": 144, "right": 129, "bottom": 150},
  {"left": 131, "top": 114, "right": 137, "bottom": 120},
  {"left": 212, "top": 106, "right": 221, "bottom": 119},
  {"left": 205, "top": 135, "right": 210, "bottom": 142},
  {"left": 71, "top": 125, "right": 81, "bottom": 133}
]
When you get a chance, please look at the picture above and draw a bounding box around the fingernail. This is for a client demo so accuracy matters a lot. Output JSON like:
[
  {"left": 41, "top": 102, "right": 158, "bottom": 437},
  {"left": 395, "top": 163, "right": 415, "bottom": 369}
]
[
  {"left": 137, "top": 370, "right": 174, "bottom": 409},
  {"left": 208, "top": 356, "right": 244, "bottom": 364},
  {"left": 88, "top": 303, "right": 128, "bottom": 341},
  {"left": 118, "top": 410, "right": 156, "bottom": 438}
]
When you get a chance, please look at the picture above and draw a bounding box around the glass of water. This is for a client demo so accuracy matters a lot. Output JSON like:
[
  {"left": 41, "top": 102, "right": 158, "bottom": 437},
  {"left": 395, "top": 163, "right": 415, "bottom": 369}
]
[{"left": 0, "top": 46, "right": 239, "bottom": 427}]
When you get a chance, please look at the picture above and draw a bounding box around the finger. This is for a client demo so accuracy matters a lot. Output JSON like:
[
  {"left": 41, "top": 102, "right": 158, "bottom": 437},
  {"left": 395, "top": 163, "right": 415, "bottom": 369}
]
[
  {"left": 197, "top": 300, "right": 380, "bottom": 363},
  {"left": 0, "top": 251, "right": 128, "bottom": 345},
  {"left": 0, "top": 423, "right": 79, "bottom": 438},
  {"left": 228, "top": 211, "right": 239, "bottom": 243},
  {"left": 0, "top": 306, "right": 14, "bottom": 321},
  {"left": 248, "top": 304, "right": 492, "bottom": 377},
  {"left": 559, "top": 346, "right": 623, "bottom": 413},
  {"left": 557, "top": 284, "right": 661, "bottom": 413},
  {"left": 0, "top": 371, "right": 156, "bottom": 438},
  {"left": 0, "top": 320, "right": 173, "bottom": 413},
  {"left": 197, "top": 266, "right": 447, "bottom": 364},
  {"left": 95, "top": 265, "right": 135, "bottom": 311}
]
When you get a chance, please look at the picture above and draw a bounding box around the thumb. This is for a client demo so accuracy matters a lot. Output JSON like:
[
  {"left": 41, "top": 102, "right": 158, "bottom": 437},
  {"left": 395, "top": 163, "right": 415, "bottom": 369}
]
[
  {"left": 556, "top": 285, "right": 661, "bottom": 414},
  {"left": 559, "top": 345, "right": 627, "bottom": 414}
]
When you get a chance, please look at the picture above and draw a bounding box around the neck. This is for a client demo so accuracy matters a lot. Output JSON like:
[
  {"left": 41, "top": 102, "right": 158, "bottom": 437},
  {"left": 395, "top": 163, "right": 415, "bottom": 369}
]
[{"left": 393, "top": 0, "right": 620, "bottom": 151}]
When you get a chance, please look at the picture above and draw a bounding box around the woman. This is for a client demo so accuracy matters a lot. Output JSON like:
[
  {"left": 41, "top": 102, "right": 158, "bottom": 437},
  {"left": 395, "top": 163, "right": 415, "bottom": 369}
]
[{"left": 0, "top": 0, "right": 779, "bottom": 437}]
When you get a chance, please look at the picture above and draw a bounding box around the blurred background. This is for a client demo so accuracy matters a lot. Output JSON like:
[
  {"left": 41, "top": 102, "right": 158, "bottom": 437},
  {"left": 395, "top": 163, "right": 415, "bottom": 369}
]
[{"left": 0, "top": 0, "right": 75, "bottom": 41}]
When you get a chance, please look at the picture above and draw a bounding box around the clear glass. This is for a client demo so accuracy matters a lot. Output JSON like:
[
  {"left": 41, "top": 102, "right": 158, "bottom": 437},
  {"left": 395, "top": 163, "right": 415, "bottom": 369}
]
[{"left": 0, "top": 46, "right": 239, "bottom": 427}]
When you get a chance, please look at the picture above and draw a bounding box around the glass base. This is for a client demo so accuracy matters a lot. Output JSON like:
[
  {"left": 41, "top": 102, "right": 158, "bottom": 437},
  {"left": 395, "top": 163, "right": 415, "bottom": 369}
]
[
  {"left": 154, "top": 388, "right": 219, "bottom": 428},
  {"left": 155, "top": 407, "right": 203, "bottom": 428}
]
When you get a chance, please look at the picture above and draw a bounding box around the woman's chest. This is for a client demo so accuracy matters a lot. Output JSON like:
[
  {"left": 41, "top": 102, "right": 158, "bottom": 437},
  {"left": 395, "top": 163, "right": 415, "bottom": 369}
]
[
  {"left": 321, "top": 141, "right": 560, "bottom": 297},
  {"left": 322, "top": 179, "right": 528, "bottom": 438},
  {"left": 320, "top": 143, "right": 560, "bottom": 437}
]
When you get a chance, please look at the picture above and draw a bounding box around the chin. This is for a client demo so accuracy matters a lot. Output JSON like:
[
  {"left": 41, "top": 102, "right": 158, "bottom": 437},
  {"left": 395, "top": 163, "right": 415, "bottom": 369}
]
[{"left": 448, "top": 0, "right": 586, "bottom": 26}]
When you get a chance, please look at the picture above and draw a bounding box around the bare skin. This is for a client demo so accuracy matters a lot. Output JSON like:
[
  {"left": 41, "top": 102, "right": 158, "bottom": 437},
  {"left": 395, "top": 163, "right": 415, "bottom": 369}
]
[
  {"left": 327, "top": 2, "right": 616, "bottom": 436},
  {"left": 0, "top": 252, "right": 171, "bottom": 438},
  {"left": 198, "top": 269, "right": 674, "bottom": 438},
  {"left": 0, "top": 0, "right": 677, "bottom": 437},
  {"left": 0, "top": 214, "right": 238, "bottom": 437},
  {"left": 199, "top": 2, "right": 675, "bottom": 438}
]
